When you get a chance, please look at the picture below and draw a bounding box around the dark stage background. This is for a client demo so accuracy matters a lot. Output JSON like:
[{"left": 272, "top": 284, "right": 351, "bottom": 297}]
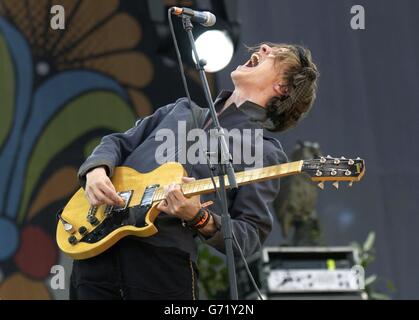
[{"left": 216, "top": 0, "right": 419, "bottom": 299}]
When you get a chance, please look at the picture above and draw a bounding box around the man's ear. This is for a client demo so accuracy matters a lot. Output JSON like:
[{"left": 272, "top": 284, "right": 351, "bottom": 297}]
[{"left": 273, "top": 83, "right": 289, "bottom": 97}]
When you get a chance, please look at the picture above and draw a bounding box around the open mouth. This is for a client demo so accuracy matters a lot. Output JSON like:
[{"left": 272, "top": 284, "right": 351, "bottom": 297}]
[{"left": 244, "top": 53, "right": 261, "bottom": 68}]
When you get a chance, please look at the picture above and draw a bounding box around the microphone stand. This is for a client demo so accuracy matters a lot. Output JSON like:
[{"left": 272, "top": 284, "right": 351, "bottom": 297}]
[{"left": 182, "top": 16, "right": 239, "bottom": 300}]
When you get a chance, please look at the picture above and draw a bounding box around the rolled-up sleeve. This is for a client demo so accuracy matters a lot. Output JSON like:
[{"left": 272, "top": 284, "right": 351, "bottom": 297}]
[{"left": 204, "top": 142, "right": 287, "bottom": 257}]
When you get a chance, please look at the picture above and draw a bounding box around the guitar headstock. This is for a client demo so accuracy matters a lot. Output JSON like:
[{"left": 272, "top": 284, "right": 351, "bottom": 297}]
[{"left": 302, "top": 156, "right": 365, "bottom": 189}]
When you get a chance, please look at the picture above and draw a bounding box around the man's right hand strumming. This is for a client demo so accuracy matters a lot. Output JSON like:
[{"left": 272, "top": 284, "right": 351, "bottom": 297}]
[{"left": 85, "top": 166, "right": 125, "bottom": 207}]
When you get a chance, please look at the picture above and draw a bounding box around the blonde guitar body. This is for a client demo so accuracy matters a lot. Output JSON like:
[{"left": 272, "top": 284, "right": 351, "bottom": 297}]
[
  {"left": 56, "top": 163, "right": 186, "bottom": 260},
  {"left": 56, "top": 157, "right": 365, "bottom": 260}
]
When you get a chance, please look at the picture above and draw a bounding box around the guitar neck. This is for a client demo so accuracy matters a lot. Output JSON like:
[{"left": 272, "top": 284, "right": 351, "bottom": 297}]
[{"left": 152, "top": 161, "right": 304, "bottom": 201}]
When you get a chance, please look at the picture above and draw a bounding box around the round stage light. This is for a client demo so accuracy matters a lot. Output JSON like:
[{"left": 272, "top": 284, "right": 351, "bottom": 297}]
[{"left": 193, "top": 30, "right": 234, "bottom": 73}]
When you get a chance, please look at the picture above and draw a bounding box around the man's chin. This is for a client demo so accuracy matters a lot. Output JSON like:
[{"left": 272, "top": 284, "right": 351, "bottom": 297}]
[
  {"left": 231, "top": 67, "right": 243, "bottom": 79},
  {"left": 231, "top": 68, "right": 248, "bottom": 83},
  {"left": 230, "top": 70, "right": 239, "bottom": 85}
]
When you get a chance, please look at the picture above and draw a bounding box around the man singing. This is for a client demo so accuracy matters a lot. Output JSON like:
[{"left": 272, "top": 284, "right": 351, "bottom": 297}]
[{"left": 70, "top": 43, "right": 319, "bottom": 299}]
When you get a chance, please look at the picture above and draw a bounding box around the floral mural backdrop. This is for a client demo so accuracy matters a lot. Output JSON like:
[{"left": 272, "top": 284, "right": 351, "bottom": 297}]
[{"left": 0, "top": 0, "right": 211, "bottom": 299}]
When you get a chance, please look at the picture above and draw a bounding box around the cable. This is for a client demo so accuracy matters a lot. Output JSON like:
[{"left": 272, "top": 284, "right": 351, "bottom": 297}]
[
  {"left": 232, "top": 231, "right": 265, "bottom": 300},
  {"left": 167, "top": 9, "right": 200, "bottom": 130},
  {"left": 167, "top": 8, "right": 264, "bottom": 301},
  {"left": 204, "top": 159, "right": 264, "bottom": 300}
]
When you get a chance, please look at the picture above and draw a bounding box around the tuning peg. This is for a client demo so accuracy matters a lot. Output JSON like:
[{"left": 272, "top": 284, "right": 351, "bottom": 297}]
[
  {"left": 348, "top": 181, "right": 354, "bottom": 187},
  {"left": 315, "top": 170, "right": 323, "bottom": 177},
  {"left": 331, "top": 169, "right": 337, "bottom": 176},
  {"left": 356, "top": 157, "right": 361, "bottom": 160},
  {"left": 334, "top": 158, "right": 340, "bottom": 165},
  {"left": 345, "top": 170, "right": 352, "bottom": 176},
  {"left": 320, "top": 157, "right": 326, "bottom": 163},
  {"left": 332, "top": 181, "right": 339, "bottom": 189},
  {"left": 348, "top": 159, "right": 354, "bottom": 165},
  {"left": 326, "top": 155, "right": 333, "bottom": 159},
  {"left": 340, "top": 156, "right": 346, "bottom": 160},
  {"left": 317, "top": 182, "right": 325, "bottom": 190}
]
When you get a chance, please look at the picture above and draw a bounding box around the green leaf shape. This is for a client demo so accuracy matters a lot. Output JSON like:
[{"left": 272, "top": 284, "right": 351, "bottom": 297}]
[
  {"left": 198, "top": 245, "right": 228, "bottom": 299},
  {"left": 363, "top": 231, "right": 376, "bottom": 252},
  {"left": 369, "top": 292, "right": 390, "bottom": 300},
  {"left": 365, "top": 274, "right": 377, "bottom": 286},
  {"left": 0, "top": 32, "right": 15, "bottom": 148},
  {"left": 18, "top": 91, "right": 135, "bottom": 223}
]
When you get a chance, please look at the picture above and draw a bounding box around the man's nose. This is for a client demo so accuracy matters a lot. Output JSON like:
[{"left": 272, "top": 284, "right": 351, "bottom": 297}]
[{"left": 259, "top": 44, "right": 272, "bottom": 56}]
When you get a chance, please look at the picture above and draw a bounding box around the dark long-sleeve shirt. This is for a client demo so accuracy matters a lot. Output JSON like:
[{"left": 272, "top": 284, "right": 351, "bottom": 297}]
[{"left": 78, "top": 91, "right": 287, "bottom": 261}]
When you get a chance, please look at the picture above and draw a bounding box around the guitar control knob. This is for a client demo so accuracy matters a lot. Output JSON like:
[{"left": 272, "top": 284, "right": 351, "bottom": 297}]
[
  {"left": 78, "top": 226, "right": 88, "bottom": 235},
  {"left": 63, "top": 223, "right": 75, "bottom": 234},
  {"left": 68, "top": 235, "right": 77, "bottom": 245},
  {"left": 87, "top": 216, "right": 99, "bottom": 226}
]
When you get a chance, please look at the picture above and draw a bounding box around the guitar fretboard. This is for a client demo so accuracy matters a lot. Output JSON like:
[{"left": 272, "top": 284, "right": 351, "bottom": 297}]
[{"left": 152, "top": 160, "right": 303, "bottom": 201}]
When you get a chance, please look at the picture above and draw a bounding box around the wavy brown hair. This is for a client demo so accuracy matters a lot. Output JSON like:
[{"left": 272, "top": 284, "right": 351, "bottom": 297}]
[{"left": 249, "top": 43, "right": 319, "bottom": 132}]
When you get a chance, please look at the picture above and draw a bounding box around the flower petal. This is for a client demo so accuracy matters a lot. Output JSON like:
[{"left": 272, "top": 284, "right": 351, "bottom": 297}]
[
  {"left": 129, "top": 89, "right": 153, "bottom": 118},
  {"left": 81, "top": 52, "right": 154, "bottom": 88},
  {"left": 52, "top": 0, "right": 119, "bottom": 56},
  {"left": 27, "top": 167, "right": 78, "bottom": 221},
  {"left": 56, "top": 13, "right": 141, "bottom": 63},
  {"left": 44, "top": 0, "right": 81, "bottom": 53},
  {"left": 14, "top": 225, "right": 58, "bottom": 279},
  {"left": 0, "top": 273, "right": 51, "bottom": 299},
  {"left": 25, "top": 0, "right": 49, "bottom": 53}
]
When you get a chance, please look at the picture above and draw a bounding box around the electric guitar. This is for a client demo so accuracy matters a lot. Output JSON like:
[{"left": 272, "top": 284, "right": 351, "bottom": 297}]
[{"left": 56, "top": 156, "right": 365, "bottom": 260}]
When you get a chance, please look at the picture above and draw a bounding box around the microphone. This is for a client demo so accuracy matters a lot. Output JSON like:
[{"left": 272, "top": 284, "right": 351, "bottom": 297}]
[{"left": 171, "top": 7, "right": 216, "bottom": 27}]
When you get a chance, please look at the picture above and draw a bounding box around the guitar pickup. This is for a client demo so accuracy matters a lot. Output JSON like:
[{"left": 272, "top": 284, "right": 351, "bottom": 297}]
[{"left": 140, "top": 184, "right": 159, "bottom": 208}]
